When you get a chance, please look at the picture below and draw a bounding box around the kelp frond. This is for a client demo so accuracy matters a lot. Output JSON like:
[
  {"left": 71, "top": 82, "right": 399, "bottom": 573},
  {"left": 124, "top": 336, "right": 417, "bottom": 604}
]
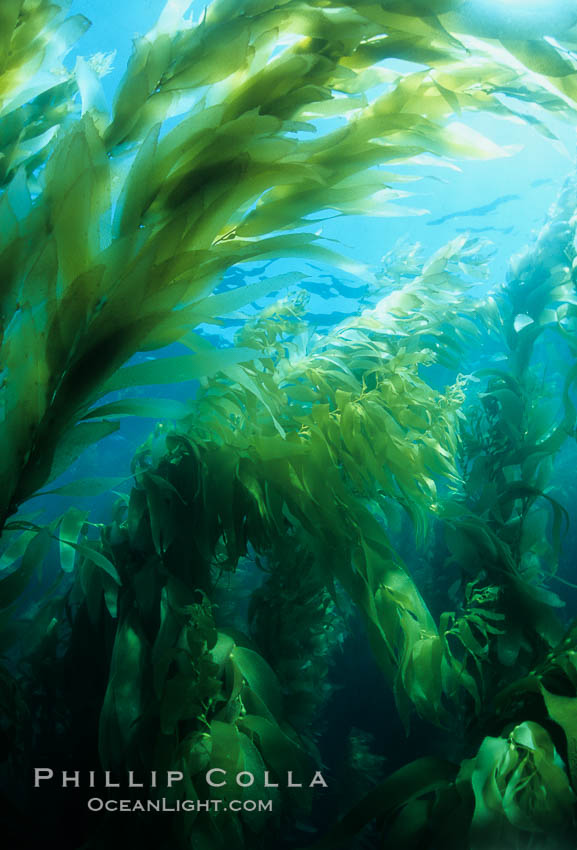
[
  {"left": 2, "top": 0, "right": 577, "bottom": 537},
  {"left": 0, "top": 0, "right": 88, "bottom": 189}
]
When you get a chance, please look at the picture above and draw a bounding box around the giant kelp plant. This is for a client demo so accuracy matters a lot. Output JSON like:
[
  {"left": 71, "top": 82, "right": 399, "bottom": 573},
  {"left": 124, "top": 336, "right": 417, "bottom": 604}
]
[
  {"left": 4, "top": 2, "right": 577, "bottom": 850},
  {"left": 4, "top": 0, "right": 577, "bottom": 532}
]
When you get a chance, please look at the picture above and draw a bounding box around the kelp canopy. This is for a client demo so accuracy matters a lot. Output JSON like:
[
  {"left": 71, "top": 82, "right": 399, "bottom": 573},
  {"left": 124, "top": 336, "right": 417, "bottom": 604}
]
[
  {"left": 3, "top": 2, "right": 577, "bottom": 850},
  {"left": 2, "top": 0, "right": 577, "bottom": 529}
]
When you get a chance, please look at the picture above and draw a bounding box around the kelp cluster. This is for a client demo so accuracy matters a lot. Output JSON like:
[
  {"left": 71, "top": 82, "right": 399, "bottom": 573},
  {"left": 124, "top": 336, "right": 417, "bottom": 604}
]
[
  {"left": 306, "top": 171, "right": 577, "bottom": 850},
  {"left": 172, "top": 238, "right": 494, "bottom": 730},
  {"left": 4, "top": 0, "right": 577, "bottom": 533},
  {"left": 0, "top": 0, "right": 89, "bottom": 190},
  {"left": 4, "top": 2, "right": 577, "bottom": 850}
]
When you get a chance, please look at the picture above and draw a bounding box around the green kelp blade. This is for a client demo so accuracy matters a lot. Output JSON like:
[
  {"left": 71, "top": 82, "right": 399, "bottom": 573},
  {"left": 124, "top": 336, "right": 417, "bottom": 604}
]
[
  {"left": 299, "top": 757, "right": 457, "bottom": 850},
  {"left": 140, "top": 471, "right": 182, "bottom": 557},
  {"left": 237, "top": 714, "right": 314, "bottom": 779},
  {"left": 113, "top": 122, "right": 161, "bottom": 238},
  {"left": 188, "top": 271, "right": 306, "bottom": 322},
  {"left": 501, "top": 38, "right": 577, "bottom": 97},
  {"left": 75, "top": 56, "right": 109, "bottom": 131},
  {"left": 385, "top": 798, "right": 432, "bottom": 850},
  {"left": 209, "top": 719, "right": 243, "bottom": 778},
  {"left": 0, "top": 528, "right": 51, "bottom": 610},
  {"left": 81, "top": 398, "right": 190, "bottom": 420},
  {"left": 101, "top": 349, "right": 257, "bottom": 393},
  {"left": 37, "top": 477, "right": 129, "bottom": 499},
  {"left": 231, "top": 646, "right": 284, "bottom": 721},
  {"left": 540, "top": 685, "right": 577, "bottom": 790},
  {"left": 45, "top": 421, "right": 121, "bottom": 489},
  {"left": 0, "top": 1, "right": 20, "bottom": 67},
  {"left": 498, "top": 482, "right": 570, "bottom": 563},
  {"left": 151, "top": 589, "right": 182, "bottom": 699},
  {"left": 0, "top": 529, "right": 37, "bottom": 572},
  {"left": 58, "top": 507, "right": 89, "bottom": 573},
  {"left": 66, "top": 540, "right": 121, "bottom": 585},
  {"left": 238, "top": 732, "right": 278, "bottom": 830},
  {"left": 99, "top": 610, "right": 147, "bottom": 768}
]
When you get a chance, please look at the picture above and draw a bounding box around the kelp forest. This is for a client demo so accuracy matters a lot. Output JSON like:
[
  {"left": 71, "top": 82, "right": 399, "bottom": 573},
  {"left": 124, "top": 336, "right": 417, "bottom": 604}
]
[{"left": 3, "top": 1, "right": 577, "bottom": 849}]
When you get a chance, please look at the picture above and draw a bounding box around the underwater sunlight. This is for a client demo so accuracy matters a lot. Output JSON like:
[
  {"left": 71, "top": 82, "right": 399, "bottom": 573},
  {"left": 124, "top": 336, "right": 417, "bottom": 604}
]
[{"left": 2, "top": 1, "right": 577, "bottom": 850}]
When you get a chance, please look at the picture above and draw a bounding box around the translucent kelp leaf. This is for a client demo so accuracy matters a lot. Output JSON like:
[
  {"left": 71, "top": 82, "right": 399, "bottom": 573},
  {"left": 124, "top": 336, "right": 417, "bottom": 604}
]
[
  {"left": 106, "top": 33, "right": 172, "bottom": 147},
  {"left": 99, "top": 611, "right": 146, "bottom": 767},
  {"left": 211, "top": 632, "right": 235, "bottom": 669},
  {"left": 514, "top": 313, "right": 534, "bottom": 333},
  {"left": 103, "top": 350, "right": 257, "bottom": 393},
  {"left": 209, "top": 719, "right": 243, "bottom": 778},
  {"left": 47, "top": 421, "right": 121, "bottom": 489},
  {"left": 238, "top": 733, "right": 278, "bottom": 829},
  {"left": 0, "top": 2, "right": 20, "bottom": 68},
  {"left": 113, "top": 123, "right": 160, "bottom": 238},
  {"left": 37, "top": 478, "right": 128, "bottom": 499},
  {"left": 232, "top": 646, "right": 283, "bottom": 720},
  {"left": 502, "top": 38, "right": 577, "bottom": 81},
  {"left": 464, "top": 723, "right": 575, "bottom": 845},
  {"left": 76, "top": 56, "right": 108, "bottom": 129},
  {"left": 0, "top": 529, "right": 36, "bottom": 573},
  {"left": 44, "top": 116, "right": 110, "bottom": 287},
  {"left": 238, "top": 714, "right": 313, "bottom": 778},
  {"left": 82, "top": 398, "right": 190, "bottom": 421},
  {"left": 540, "top": 686, "right": 577, "bottom": 789},
  {"left": 192, "top": 271, "right": 305, "bottom": 320},
  {"left": 0, "top": 528, "right": 51, "bottom": 610},
  {"left": 58, "top": 507, "right": 88, "bottom": 573},
  {"left": 74, "top": 542, "right": 121, "bottom": 585},
  {"left": 140, "top": 471, "right": 182, "bottom": 556}
]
